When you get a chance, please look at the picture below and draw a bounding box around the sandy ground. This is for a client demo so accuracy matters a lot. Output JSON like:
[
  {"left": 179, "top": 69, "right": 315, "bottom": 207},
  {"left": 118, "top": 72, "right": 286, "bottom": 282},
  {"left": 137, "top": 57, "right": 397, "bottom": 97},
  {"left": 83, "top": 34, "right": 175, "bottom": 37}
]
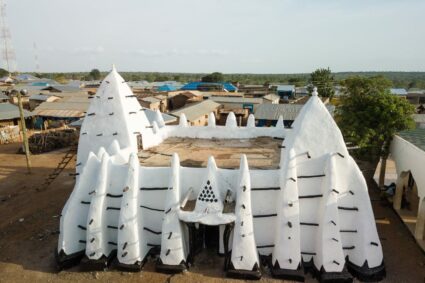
[{"left": 0, "top": 143, "right": 424, "bottom": 283}]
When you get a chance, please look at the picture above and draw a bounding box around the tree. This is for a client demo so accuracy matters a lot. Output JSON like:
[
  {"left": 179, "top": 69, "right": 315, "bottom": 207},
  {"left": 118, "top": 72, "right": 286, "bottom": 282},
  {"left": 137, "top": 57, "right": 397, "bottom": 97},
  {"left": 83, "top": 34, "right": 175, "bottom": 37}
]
[
  {"left": 308, "top": 68, "right": 335, "bottom": 98},
  {"left": 54, "top": 73, "right": 68, "bottom": 84},
  {"left": 201, "top": 72, "right": 224, "bottom": 83},
  {"left": 288, "top": 77, "right": 305, "bottom": 87},
  {"left": 89, "top": 69, "right": 101, "bottom": 80},
  {"left": 0, "top": 68, "right": 9, "bottom": 78},
  {"left": 336, "top": 76, "right": 415, "bottom": 188}
]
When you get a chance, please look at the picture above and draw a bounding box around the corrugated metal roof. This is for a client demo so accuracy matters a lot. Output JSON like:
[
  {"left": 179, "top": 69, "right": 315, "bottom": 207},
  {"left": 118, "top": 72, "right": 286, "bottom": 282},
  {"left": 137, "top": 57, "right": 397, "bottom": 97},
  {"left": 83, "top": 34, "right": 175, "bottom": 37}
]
[
  {"left": 277, "top": 85, "right": 295, "bottom": 92},
  {"left": 157, "top": 84, "right": 177, "bottom": 92},
  {"left": 42, "top": 85, "right": 82, "bottom": 93},
  {"left": 209, "top": 96, "right": 263, "bottom": 104},
  {"left": 181, "top": 82, "right": 238, "bottom": 92},
  {"left": 0, "top": 102, "right": 33, "bottom": 120},
  {"left": 170, "top": 100, "right": 221, "bottom": 121},
  {"left": 397, "top": 128, "right": 425, "bottom": 152},
  {"left": 16, "top": 74, "right": 39, "bottom": 81},
  {"left": 254, "top": 103, "right": 335, "bottom": 121},
  {"left": 390, "top": 88, "right": 408, "bottom": 96},
  {"left": 34, "top": 109, "right": 85, "bottom": 118},
  {"left": 33, "top": 100, "right": 90, "bottom": 118},
  {"left": 29, "top": 94, "right": 59, "bottom": 101}
]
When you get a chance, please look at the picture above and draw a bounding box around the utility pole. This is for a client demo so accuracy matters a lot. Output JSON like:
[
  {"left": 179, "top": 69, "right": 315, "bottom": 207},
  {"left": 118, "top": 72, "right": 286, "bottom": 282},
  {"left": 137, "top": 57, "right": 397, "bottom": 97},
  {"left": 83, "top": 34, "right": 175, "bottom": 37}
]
[{"left": 16, "top": 89, "right": 31, "bottom": 174}]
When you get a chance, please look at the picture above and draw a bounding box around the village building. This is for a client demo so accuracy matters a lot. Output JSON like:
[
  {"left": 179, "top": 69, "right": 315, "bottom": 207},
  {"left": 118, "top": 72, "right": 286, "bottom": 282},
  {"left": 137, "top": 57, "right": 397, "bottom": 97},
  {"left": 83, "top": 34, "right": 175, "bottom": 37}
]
[
  {"left": 41, "top": 85, "right": 82, "bottom": 93},
  {"left": 15, "top": 73, "right": 39, "bottom": 82},
  {"left": 275, "top": 84, "right": 296, "bottom": 99},
  {"left": 295, "top": 86, "right": 309, "bottom": 96},
  {"left": 237, "top": 84, "right": 270, "bottom": 97},
  {"left": 28, "top": 93, "right": 60, "bottom": 111},
  {"left": 181, "top": 82, "right": 238, "bottom": 92},
  {"left": 139, "top": 96, "right": 162, "bottom": 111},
  {"left": 0, "top": 102, "right": 33, "bottom": 144},
  {"left": 33, "top": 95, "right": 90, "bottom": 129},
  {"left": 407, "top": 90, "right": 425, "bottom": 105},
  {"left": 254, "top": 103, "right": 335, "bottom": 127},
  {"left": 209, "top": 96, "right": 267, "bottom": 114},
  {"left": 0, "top": 102, "right": 33, "bottom": 127},
  {"left": 169, "top": 100, "right": 221, "bottom": 126},
  {"left": 168, "top": 91, "right": 203, "bottom": 110}
]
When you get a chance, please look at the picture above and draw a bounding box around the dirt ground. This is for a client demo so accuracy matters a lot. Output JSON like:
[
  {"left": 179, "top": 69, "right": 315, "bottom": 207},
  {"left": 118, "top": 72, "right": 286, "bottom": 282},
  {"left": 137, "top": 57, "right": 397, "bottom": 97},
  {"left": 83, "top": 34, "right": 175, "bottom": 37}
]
[{"left": 0, "top": 143, "right": 424, "bottom": 283}]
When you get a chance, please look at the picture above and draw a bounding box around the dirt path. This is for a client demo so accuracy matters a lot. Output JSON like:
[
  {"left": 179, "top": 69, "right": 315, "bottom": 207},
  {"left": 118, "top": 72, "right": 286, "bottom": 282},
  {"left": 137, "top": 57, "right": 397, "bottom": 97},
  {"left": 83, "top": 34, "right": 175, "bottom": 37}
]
[{"left": 0, "top": 142, "right": 424, "bottom": 282}]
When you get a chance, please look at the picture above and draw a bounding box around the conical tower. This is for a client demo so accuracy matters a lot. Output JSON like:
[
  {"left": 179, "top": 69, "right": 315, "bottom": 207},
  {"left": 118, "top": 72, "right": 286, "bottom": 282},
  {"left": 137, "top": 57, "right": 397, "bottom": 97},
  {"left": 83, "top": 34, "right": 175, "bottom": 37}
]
[{"left": 77, "top": 66, "right": 150, "bottom": 168}]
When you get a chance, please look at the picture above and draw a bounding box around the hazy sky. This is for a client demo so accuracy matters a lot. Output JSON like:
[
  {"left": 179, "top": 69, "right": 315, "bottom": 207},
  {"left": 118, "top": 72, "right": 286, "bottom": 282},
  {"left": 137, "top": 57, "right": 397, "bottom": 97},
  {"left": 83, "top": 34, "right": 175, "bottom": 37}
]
[{"left": 5, "top": 0, "right": 425, "bottom": 73}]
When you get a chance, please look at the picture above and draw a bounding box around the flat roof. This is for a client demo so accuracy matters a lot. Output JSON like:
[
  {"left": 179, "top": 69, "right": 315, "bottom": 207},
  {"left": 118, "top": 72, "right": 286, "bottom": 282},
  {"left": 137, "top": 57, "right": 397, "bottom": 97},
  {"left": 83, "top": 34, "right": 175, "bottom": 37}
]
[
  {"left": 139, "top": 137, "right": 282, "bottom": 169},
  {"left": 397, "top": 128, "right": 425, "bottom": 152}
]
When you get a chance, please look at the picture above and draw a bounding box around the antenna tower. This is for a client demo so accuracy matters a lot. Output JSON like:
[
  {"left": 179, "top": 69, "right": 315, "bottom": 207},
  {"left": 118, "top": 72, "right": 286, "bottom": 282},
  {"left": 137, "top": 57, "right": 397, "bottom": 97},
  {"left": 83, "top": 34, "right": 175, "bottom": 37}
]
[
  {"left": 33, "top": 42, "right": 40, "bottom": 73},
  {"left": 0, "top": 0, "right": 16, "bottom": 72}
]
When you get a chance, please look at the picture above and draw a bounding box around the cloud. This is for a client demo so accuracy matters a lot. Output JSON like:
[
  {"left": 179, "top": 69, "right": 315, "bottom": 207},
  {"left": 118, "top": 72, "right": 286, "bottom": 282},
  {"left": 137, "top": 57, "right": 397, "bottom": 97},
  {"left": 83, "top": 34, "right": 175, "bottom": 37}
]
[
  {"left": 127, "top": 48, "right": 230, "bottom": 57},
  {"left": 70, "top": 46, "right": 105, "bottom": 55}
]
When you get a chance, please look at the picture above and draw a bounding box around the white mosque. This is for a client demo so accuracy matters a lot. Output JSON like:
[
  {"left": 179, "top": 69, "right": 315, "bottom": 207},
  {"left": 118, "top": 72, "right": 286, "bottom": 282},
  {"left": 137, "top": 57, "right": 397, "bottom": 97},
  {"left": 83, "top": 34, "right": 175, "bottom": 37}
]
[{"left": 56, "top": 67, "right": 385, "bottom": 282}]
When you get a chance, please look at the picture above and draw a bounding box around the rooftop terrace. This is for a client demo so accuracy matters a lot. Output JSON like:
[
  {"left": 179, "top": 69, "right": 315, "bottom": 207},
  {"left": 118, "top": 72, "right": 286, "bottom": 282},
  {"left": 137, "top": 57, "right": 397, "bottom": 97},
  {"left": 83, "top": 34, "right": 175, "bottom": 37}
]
[{"left": 138, "top": 136, "right": 282, "bottom": 169}]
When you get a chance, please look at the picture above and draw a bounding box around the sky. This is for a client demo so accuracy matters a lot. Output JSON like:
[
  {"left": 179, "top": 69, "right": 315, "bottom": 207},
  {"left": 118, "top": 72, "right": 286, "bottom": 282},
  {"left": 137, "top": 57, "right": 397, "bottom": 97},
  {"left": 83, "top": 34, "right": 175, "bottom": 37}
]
[{"left": 4, "top": 0, "right": 425, "bottom": 73}]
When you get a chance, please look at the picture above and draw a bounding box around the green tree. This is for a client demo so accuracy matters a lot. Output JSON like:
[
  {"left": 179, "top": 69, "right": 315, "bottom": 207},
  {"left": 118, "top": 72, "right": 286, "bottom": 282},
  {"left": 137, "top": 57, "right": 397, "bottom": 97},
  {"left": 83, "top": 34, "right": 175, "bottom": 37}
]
[
  {"left": 337, "top": 76, "right": 415, "bottom": 188},
  {"left": 201, "top": 72, "right": 224, "bottom": 83},
  {"left": 89, "top": 69, "right": 101, "bottom": 80},
  {"left": 288, "top": 77, "right": 305, "bottom": 87},
  {"left": 54, "top": 73, "right": 68, "bottom": 84},
  {"left": 309, "top": 68, "right": 335, "bottom": 98},
  {"left": 0, "top": 68, "right": 9, "bottom": 78}
]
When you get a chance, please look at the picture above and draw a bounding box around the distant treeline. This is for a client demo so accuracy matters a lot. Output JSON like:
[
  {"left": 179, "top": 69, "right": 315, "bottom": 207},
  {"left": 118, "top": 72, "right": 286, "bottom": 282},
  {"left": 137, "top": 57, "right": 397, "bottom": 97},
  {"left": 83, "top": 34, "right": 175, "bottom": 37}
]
[{"left": 31, "top": 71, "right": 425, "bottom": 89}]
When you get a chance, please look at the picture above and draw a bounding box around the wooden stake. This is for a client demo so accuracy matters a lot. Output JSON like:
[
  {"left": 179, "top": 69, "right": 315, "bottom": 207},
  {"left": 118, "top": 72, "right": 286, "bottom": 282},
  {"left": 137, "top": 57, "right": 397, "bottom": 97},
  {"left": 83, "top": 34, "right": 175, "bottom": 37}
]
[{"left": 17, "top": 90, "right": 32, "bottom": 174}]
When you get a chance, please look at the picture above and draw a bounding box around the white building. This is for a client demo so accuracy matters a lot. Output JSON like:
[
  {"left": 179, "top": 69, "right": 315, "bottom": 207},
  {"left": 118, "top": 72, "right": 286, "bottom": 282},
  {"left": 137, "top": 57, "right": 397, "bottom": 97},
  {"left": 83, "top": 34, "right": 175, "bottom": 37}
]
[
  {"left": 389, "top": 129, "right": 425, "bottom": 250},
  {"left": 56, "top": 67, "right": 385, "bottom": 282}
]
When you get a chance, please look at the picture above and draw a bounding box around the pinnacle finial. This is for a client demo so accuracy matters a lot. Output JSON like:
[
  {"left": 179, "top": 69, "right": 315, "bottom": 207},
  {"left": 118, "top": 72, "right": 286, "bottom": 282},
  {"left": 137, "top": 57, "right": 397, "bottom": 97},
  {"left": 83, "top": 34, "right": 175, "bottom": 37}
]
[
  {"left": 111, "top": 64, "right": 117, "bottom": 72},
  {"left": 312, "top": 87, "right": 318, "bottom": 96}
]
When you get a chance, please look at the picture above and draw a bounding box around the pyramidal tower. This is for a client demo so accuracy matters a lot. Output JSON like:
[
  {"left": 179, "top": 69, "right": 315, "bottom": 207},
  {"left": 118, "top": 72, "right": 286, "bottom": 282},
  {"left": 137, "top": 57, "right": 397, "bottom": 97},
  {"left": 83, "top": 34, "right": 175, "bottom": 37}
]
[
  {"left": 272, "top": 88, "right": 384, "bottom": 281},
  {"left": 77, "top": 66, "right": 150, "bottom": 168}
]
